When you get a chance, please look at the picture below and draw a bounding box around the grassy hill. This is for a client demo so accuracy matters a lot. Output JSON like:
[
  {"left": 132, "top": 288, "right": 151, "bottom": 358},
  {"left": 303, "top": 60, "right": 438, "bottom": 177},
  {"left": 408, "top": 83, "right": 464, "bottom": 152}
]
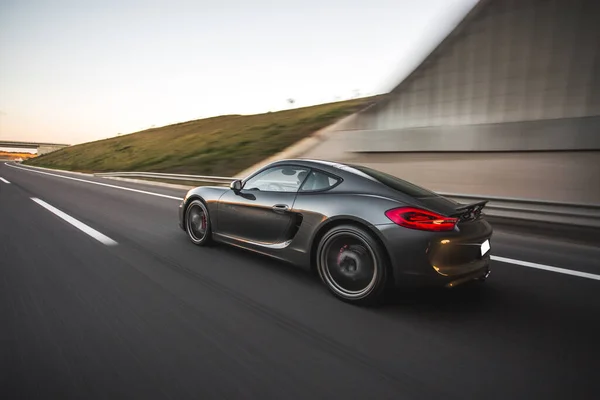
[{"left": 26, "top": 97, "right": 378, "bottom": 176}]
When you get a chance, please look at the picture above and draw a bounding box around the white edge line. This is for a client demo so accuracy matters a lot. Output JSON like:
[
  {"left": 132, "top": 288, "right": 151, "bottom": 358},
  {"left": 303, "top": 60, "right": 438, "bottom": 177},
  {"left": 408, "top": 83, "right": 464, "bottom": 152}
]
[
  {"left": 0, "top": 176, "right": 10, "bottom": 184},
  {"left": 10, "top": 163, "right": 94, "bottom": 177},
  {"left": 31, "top": 197, "right": 118, "bottom": 246},
  {"left": 491, "top": 255, "right": 600, "bottom": 281},
  {"left": 6, "top": 163, "right": 183, "bottom": 201}
]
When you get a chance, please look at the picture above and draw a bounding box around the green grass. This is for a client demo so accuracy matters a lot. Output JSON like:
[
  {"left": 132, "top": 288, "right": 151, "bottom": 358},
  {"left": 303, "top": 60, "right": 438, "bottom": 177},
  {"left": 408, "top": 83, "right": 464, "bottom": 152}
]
[{"left": 26, "top": 97, "right": 379, "bottom": 176}]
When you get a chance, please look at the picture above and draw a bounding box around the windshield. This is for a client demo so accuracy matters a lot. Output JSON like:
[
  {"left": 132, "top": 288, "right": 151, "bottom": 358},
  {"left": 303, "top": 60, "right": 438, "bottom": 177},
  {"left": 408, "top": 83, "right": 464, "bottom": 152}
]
[{"left": 347, "top": 164, "right": 439, "bottom": 198}]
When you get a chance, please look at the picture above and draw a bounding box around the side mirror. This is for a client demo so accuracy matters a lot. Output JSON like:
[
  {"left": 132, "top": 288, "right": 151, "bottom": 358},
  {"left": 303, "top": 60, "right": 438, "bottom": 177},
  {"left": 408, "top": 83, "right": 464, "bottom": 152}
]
[{"left": 230, "top": 179, "right": 242, "bottom": 192}]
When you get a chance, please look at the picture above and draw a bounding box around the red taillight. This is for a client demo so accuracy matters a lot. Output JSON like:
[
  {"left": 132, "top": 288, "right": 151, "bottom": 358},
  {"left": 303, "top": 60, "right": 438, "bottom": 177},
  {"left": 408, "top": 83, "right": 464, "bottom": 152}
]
[{"left": 385, "top": 207, "right": 458, "bottom": 232}]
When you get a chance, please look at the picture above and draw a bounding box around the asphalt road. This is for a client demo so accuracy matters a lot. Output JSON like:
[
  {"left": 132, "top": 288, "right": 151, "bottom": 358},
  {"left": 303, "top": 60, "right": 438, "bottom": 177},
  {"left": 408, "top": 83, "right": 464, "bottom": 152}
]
[{"left": 1, "top": 162, "right": 599, "bottom": 399}]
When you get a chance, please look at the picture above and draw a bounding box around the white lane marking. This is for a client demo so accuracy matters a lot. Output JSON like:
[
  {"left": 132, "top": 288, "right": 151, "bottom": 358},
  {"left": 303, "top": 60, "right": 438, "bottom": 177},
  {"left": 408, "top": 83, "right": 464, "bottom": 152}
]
[
  {"left": 491, "top": 255, "right": 600, "bottom": 281},
  {"left": 6, "top": 163, "right": 182, "bottom": 201},
  {"left": 31, "top": 197, "right": 118, "bottom": 246},
  {"left": 0, "top": 176, "right": 10, "bottom": 184}
]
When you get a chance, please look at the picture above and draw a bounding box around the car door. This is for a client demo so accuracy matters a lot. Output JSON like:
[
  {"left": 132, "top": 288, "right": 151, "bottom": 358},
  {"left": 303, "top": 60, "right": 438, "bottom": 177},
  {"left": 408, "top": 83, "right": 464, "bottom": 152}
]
[{"left": 217, "top": 165, "right": 309, "bottom": 244}]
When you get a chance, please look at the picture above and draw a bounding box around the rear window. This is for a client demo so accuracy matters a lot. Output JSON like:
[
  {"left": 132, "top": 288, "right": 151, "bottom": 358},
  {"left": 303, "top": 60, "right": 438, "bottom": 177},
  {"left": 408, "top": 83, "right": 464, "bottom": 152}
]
[
  {"left": 300, "top": 170, "right": 341, "bottom": 192},
  {"left": 347, "top": 165, "right": 438, "bottom": 198}
]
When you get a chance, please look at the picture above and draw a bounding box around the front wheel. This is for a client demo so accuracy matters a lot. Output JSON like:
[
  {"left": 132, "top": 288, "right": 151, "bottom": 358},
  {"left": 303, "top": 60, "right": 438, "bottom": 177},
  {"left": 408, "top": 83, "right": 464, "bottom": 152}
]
[
  {"left": 316, "top": 225, "right": 388, "bottom": 305},
  {"left": 185, "top": 199, "right": 213, "bottom": 246}
]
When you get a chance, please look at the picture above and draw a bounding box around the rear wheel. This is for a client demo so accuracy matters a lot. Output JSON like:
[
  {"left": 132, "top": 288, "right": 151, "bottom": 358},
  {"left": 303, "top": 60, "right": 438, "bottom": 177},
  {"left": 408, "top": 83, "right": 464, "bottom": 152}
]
[
  {"left": 185, "top": 199, "right": 213, "bottom": 246},
  {"left": 316, "top": 225, "right": 388, "bottom": 305}
]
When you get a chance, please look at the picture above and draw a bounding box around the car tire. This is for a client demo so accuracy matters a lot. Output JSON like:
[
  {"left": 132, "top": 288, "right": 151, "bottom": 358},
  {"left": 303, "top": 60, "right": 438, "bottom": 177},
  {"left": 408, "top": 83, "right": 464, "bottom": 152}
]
[
  {"left": 185, "top": 199, "right": 213, "bottom": 246},
  {"left": 316, "top": 224, "right": 388, "bottom": 306}
]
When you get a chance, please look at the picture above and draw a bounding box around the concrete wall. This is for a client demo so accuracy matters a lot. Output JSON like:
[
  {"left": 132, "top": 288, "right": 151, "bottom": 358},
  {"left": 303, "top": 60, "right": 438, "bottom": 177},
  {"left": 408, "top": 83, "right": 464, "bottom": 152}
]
[
  {"left": 295, "top": 0, "right": 600, "bottom": 204},
  {"left": 346, "top": 151, "right": 600, "bottom": 204},
  {"left": 37, "top": 145, "right": 68, "bottom": 155},
  {"left": 346, "top": 117, "right": 600, "bottom": 152},
  {"left": 350, "top": 0, "right": 600, "bottom": 139},
  {"left": 299, "top": 126, "right": 600, "bottom": 203}
]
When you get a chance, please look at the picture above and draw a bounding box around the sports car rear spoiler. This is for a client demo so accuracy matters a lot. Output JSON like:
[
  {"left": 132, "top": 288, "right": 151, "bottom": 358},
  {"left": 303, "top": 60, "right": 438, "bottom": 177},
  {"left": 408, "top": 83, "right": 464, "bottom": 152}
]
[
  {"left": 454, "top": 200, "right": 488, "bottom": 212},
  {"left": 452, "top": 200, "right": 488, "bottom": 221}
]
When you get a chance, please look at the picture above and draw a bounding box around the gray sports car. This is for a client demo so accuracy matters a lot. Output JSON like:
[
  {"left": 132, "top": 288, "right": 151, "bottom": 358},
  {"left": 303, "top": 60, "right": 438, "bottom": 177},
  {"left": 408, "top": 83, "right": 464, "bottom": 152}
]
[{"left": 179, "top": 159, "right": 492, "bottom": 305}]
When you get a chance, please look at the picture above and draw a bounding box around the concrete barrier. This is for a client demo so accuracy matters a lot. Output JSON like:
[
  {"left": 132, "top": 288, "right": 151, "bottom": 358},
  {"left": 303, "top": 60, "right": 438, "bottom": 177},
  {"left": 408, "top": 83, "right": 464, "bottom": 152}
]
[
  {"left": 345, "top": 117, "right": 600, "bottom": 153},
  {"left": 322, "top": 151, "right": 600, "bottom": 204}
]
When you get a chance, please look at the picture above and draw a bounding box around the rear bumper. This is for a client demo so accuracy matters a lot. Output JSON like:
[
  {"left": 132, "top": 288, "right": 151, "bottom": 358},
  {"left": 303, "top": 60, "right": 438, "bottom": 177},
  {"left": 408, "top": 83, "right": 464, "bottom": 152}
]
[{"left": 375, "top": 219, "right": 493, "bottom": 288}]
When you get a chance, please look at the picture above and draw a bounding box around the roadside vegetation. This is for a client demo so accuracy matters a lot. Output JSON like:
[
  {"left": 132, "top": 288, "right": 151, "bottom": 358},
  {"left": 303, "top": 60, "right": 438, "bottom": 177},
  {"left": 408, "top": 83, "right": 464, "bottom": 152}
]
[{"left": 26, "top": 97, "right": 378, "bottom": 176}]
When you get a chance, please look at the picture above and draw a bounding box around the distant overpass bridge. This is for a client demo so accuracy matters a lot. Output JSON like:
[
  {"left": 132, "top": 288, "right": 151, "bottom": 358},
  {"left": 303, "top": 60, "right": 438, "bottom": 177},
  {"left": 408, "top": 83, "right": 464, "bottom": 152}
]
[{"left": 0, "top": 140, "right": 70, "bottom": 155}]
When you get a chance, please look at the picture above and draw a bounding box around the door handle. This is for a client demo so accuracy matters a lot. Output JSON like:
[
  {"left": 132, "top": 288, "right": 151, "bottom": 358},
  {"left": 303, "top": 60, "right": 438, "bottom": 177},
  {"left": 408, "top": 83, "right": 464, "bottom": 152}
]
[{"left": 272, "top": 204, "right": 290, "bottom": 214}]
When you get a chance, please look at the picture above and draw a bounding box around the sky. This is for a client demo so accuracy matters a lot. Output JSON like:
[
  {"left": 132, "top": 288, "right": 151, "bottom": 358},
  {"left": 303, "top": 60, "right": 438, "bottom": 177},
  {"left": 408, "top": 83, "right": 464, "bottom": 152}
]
[{"left": 0, "top": 0, "right": 478, "bottom": 146}]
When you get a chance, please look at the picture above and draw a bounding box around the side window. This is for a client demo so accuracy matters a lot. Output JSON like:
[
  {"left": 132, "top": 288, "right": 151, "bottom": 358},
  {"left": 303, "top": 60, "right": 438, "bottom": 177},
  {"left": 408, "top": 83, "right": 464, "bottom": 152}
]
[
  {"left": 300, "top": 170, "right": 341, "bottom": 192},
  {"left": 243, "top": 166, "right": 310, "bottom": 193}
]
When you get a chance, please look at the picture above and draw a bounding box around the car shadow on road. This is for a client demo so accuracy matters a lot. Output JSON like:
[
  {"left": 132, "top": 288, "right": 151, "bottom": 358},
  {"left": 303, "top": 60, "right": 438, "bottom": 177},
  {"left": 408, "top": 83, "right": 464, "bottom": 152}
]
[
  {"left": 205, "top": 241, "right": 321, "bottom": 283},
  {"left": 196, "top": 240, "right": 499, "bottom": 312},
  {"left": 382, "top": 283, "right": 494, "bottom": 313}
]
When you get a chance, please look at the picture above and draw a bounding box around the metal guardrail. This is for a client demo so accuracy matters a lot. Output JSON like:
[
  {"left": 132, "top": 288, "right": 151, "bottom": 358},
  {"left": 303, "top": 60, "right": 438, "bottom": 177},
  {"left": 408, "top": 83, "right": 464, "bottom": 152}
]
[
  {"left": 95, "top": 171, "right": 600, "bottom": 228},
  {"left": 94, "top": 171, "right": 234, "bottom": 184}
]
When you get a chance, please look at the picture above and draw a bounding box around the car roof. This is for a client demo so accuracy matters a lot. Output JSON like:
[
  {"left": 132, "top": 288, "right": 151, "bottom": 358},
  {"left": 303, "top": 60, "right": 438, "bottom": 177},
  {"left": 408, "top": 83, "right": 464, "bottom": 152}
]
[
  {"left": 260, "top": 158, "right": 389, "bottom": 189},
  {"left": 268, "top": 158, "right": 349, "bottom": 171}
]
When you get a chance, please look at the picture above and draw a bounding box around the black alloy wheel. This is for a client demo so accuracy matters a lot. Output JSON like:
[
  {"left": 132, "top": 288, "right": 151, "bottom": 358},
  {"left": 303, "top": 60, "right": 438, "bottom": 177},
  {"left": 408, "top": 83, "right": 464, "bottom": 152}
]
[{"left": 185, "top": 199, "right": 213, "bottom": 246}]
